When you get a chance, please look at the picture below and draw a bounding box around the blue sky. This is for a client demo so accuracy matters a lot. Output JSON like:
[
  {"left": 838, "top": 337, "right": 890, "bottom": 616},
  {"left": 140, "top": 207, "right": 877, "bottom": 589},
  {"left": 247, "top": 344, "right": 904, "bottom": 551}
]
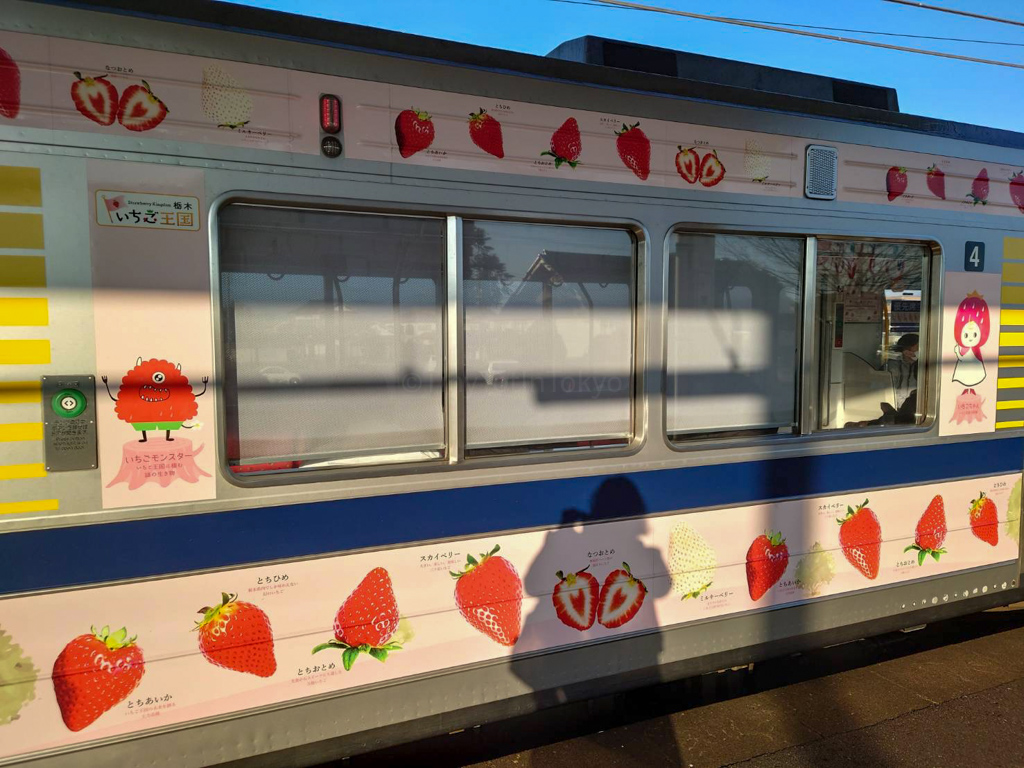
[{"left": 237, "top": 0, "right": 1022, "bottom": 132}]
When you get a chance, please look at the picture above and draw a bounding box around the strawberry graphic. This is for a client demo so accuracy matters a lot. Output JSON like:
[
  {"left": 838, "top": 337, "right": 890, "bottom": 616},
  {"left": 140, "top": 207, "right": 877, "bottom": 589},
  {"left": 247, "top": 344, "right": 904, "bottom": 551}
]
[
  {"left": 394, "top": 108, "right": 434, "bottom": 158},
  {"left": 313, "top": 567, "right": 402, "bottom": 670},
  {"left": 452, "top": 544, "right": 522, "bottom": 646},
  {"left": 597, "top": 562, "right": 647, "bottom": 628},
  {"left": 674, "top": 146, "right": 700, "bottom": 184},
  {"left": 926, "top": 165, "right": 946, "bottom": 200},
  {"left": 70, "top": 71, "right": 118, "bottom": 126},
  {"left": 52, "top": 626, "right": 144, "bottom": 732},
  {"left": 967, "top": 169, "right": 989, "bottom": 205},
  {"left": 746, "top": 531, "right": 789, "bottom": 601},
  {"left": 886, "top": 166, "right": 908, "bottom": 201},
  {"left": 905, "top": 495, "right": 947, "bottom": 565},
  {"left": 116, "top": 80, "right": 168, "bottom": 132},
  {"left": 552, "top": 566, "right": 599, "bottom": 631},
  {"left": 541, "top": 117, "right": 582, "bottom": 169},
  {"left": 0, "top": 46, "right": 20, "bottom": 120},
  {"left": 969, "top": 492, "right": 999, "bottom": 547},
  {"left": 837, "top": 500, "right": 881, "bottom": 580},
  {"left": 195, "top": 592, "right": 276, "bottom": 678},
  {"left": 1009, "top": 171, "right": 1024, "bottom": 214},
  {"left": 468, "top": 107, "right": 504, "bottom": 159},
  {"left": 614, "top": 122, "right": 650, "bottom": 180},
  {"left": 698, "top": 149, "right": 726, "bottom": 187}
]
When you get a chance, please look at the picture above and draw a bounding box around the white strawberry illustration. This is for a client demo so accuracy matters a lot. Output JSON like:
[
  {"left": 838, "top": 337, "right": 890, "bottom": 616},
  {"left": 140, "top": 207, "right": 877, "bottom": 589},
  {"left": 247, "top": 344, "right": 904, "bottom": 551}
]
[
  {"left": 201, "top": 65, "right": 252, "bottom": 130},
  {"left": 744, "top": 140, "right": 771, "bottom": 183},
  {"left": 668, "top": 522, "right": 716, "bottom": 599}
]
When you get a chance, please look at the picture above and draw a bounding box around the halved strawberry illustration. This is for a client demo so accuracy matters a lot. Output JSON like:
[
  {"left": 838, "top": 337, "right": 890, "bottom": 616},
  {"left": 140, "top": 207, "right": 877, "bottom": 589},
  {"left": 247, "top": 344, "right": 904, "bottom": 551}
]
[
  {"left": 116, "top": 80, "right": 168, "bottom": 132},
  {"left": 552, "top": 566, "right": 599, "bottom": 631},
  {"left": 967, "top": 169, "right": 989, "bottom": 206},
  {"left": 886, "top": 166, "right": 908, "bottom": 201},
  {"left": 615, "top": 122, "right": 650, "bottom": 180},
  {"left": 1010, "top": 171, "right": 1024, "bottom": 214},
  {"left": 468, "top": 107, "right": 504, "bottom": 159},
  {"left": 0, "top": 46, "right": 20, "bottom": 120},
  {"left": 541, "top": 117, "right": 582, "bottom": 169},
  {"left": 71, "top": 71, "right": 118, "bottom": 126},
  {"left": 597, "top": 562, "right": 646, "bottom": 628},
  {"left": 674, "top": 146, "right": 700, "bottom": 184},
  {"left": 698, "top": 150, "right": 726, "bottom": 187},
  {"left": 313, "top": 567, "right": 403, "bottom": 670},
  {"left": 395, "top": 108, "right": 434, "bottom": 158},
  {"left": 926, "top": 165, "right": 946, "bottom": 200}
]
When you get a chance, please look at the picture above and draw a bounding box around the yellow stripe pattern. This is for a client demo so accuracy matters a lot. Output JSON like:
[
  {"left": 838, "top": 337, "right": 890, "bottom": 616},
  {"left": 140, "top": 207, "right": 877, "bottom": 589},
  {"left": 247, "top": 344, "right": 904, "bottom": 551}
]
[
  {"left": 0, "top": 298, "right": 48, "bottom": 326},
  {"left": 0, "top": 256, "right": 46, "bottom": 288},
  {"left": 0, "top": 499, "right": 58, "bottom": 516},
  {"left": 0, "top": 463, "right": 46, "bottom": 480},
  {"left": 0, "top": 422, "right": 43, "bottom": 442},
  {"left": 0, "top": 381, "right": 41, "bottom": 404},
  {"left": 1001, "top": 332, "right": 1024, "bottom": 347},
  {"left": 997, "top": 400, "right": 1024, "bottom": 411},
  {"left": 0, "top": 213, "right": 44, "bottom": 249},
  {"left": 0, "top": 166, "right": 41, "bottom": 207},
  {"left": 996, "top": 421, "right": 1024, "bottom": 430},
  {"left": 1002, "top": 308, "right": 1024, "bottom": 328},
  {"left": 0, "top": 339, "right": 50, "bottom": 365},
  {"left": 999, "top": 377, "right": 1024, "bottom": 390}
]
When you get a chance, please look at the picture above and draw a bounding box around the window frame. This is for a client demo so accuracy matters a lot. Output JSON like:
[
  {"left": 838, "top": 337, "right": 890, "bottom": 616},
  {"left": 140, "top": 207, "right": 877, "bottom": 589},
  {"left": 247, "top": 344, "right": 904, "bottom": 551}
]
[{"left": 662, "top": 224, "right": 941, "bottom": 452}]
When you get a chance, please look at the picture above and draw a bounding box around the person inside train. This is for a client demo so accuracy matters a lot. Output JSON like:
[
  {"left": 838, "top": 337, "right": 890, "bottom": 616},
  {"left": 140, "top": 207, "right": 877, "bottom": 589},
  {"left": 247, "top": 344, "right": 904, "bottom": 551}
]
[{"left": 886, "top": 333, "right": 918, "bottom": 409}]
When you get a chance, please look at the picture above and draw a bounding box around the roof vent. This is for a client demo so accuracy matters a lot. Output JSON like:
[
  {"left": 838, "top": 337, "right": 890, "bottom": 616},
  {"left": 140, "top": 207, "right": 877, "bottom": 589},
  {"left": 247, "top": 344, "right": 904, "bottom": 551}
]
[{"left": 805, "top": 145, "right": 838, "bottom": 200}]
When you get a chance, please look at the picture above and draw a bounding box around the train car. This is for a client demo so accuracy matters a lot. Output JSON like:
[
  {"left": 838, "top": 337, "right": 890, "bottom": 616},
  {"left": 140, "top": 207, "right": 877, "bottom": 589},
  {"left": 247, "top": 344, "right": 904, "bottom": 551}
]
[{"left": 1, "top": 1, "right": 1023, "bottom": 765}]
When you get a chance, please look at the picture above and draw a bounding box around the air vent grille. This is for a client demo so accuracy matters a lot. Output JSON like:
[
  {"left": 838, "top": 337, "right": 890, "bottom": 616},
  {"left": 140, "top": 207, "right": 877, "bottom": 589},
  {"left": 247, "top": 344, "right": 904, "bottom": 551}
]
[{"left": 805, "top": 144, "right": 838, "bottom": 200}]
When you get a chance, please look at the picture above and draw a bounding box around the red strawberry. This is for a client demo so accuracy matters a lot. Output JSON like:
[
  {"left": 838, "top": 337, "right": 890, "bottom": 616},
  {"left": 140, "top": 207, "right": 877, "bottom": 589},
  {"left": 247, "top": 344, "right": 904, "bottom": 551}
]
[
  {"left": 597, "top": 562, "right": 646, "bottom": 628},
  {"left": 71, "top": 71, "right": 118, "bottom": 126},
  {"left": 0, "top": 46, "right": 20, "bottom": 120},
  {"left": 552, "top": 566, "right": 599, "bottom": 631},
  {"left": 886, "top": 166, "right": 908, "bottom": 201},
  {"left": 926, "top": 165, "right": 946, "bottom": 200},
  {"left": 675, "top": 146, "right": 700, "bottom": 184},
  {"left": 468, "top": 107, "right": 503, "bottom": 159},
  {"left": 615, "top": 122, "right": 650, "bottom": 180},
  {"left": 52, "top": 626, "right": 145, "bottom": 732},
  {"left": 313, "top": 567, "right": 402, "bottom": 670},
  {"left": 969, "top": 492, "right": 999, "bottom": 547},
  {"left": 905, "top": 495, "right": 947, "bottom": 565},
  {"left": 745, "top": 531, "right": 789, "bottom": 601},
  {"left": 195, "top": 592, "right": 276, "bottom": 678},
  {"left": 453, "top": 545, "right": 522, "bottom": 646},
  {"left": 394, "top": 107, "right": 434, "bottom": 159},
  {"left": 116, "top": 80, "right": 168, "bottom": 132},
  {"left": 541, "top": 117, "right": 582, "bottom": 169},
  {"left": 698, "top": 149, "right": 726, "bottom": 187},
  {"left": 837, "top": 500, "right": 881, "bottom": 580},
  {"left": 1009, "top": 171, "right": 1024, "bottom": 214},
  {"left": 967, "top": 169, "right": 989, "bottom": 205}
]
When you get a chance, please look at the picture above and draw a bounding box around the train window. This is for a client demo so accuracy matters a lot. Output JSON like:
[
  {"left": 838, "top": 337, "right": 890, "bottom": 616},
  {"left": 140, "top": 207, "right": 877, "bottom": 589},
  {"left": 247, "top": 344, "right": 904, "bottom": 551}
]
[
  {"left": 667, "top": 233, "right": 804, "bottom": 438},
  {"left": 218, "top": 205, "right": 446, "bottom": 472},
  {"left": 814, "top": 239, "right": 931, "bottom": 431},
  {"left": 462, "top": 220, "right": 636, "bottom": 452}
]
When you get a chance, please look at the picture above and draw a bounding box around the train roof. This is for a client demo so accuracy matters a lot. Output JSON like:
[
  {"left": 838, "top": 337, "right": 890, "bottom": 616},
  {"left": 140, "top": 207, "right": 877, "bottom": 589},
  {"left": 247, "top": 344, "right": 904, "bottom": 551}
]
[{"left": 33, "top": 0, "right": 1024, "bottom": 151}]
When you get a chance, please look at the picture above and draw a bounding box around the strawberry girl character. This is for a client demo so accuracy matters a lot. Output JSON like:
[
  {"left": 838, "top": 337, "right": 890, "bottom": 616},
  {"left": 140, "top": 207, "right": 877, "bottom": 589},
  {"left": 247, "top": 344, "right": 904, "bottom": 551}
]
[
  {"left": 102, "top": 358, "right": 208, "bottom": 442},
  {"left": 952, "top": 291, "right": 990, "bottom": 394}
]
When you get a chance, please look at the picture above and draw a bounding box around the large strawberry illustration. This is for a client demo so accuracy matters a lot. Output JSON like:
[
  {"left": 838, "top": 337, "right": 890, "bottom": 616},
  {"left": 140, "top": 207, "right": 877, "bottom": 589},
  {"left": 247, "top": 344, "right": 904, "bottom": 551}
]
[
  {"left": 552, "top": 566, "right": 599, "bottom": 631},
  {"left": 1009, "top": 171, "right": 1024, "bottom": 214},
  {"left": 71, "top": 72, "right": 118, "bottom": 126},
  {"left": 313, "top": 567, "right": 402, "bottom": 670},
  {"left": 452, "top": 544, "right": 522, "bottom": 646},
  {"left": 969, "top": 492, "right": 999, "bottom": 547},
  {"left": 746, "top": 531, "right": 789, "bottom": 601},
  {"left": 117, "top": 80, "right": 168, "bottom": 132},
  {"left": 615, "top": 122, "right": 650, "bottom": 180},
  {"left": 837, "top": 500, "right": 881, "bottom": 580},
  {"left": 926, "top": 165, "right": 946, "bottom": 200},
  {"left": 905, "top": 495, "right": 947, "bottom": 565},
  {"left": 675, "top": 146, "right": 700, "bottom": 184},
  {"left": 195, "top": 592, "right": 276, "bottom": 678},
  {"left": 0, "top": 46, "right": 20, "bottom": 120},
  {"left": 52, "top": 626, "right": 144, "bottom": 732},
  {"left": 468, "top": 107, "right": 503, "bottom": 159},
  {"left": 394, "top": 108, "right": 434, "bottom": 158},
  {"left": 886, "top": 166, "right": 908, "bottom": 201},
  {"left": 698, "top": 149, "right": 726, "bottom": 187},
  {"left": 597, "top": 562, "right": 647, "bottom": 628},
  {"left": 541, "top": 117, "right": 582, "bottom": 169},
  {"left": 967, "top": 169, "right": 989, "bottom": 205}
]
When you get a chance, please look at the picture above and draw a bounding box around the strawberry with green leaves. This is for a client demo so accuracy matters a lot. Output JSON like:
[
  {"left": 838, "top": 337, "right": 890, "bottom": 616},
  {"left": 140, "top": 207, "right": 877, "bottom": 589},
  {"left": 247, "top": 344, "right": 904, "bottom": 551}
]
[
  {"left": 468, "top": 107, "right": 504, "bottom": 159},
  {"left": 969, "top": 491, "right": 999, "bottom": 547},
  {"left": 453, "top": 544, "right": 523, "bottom": 646},
  {"left": 541, "top": 117, "right": 582, "bottom": 169},
  {"left": 615, "top": 122, "right": 650, "bottom": 180},
  {"left": 394, "top": 108, "right": 434, "bottom": 158},
  {"left": 195, "top": 592, "right": 276, "bottom": 678},
  {"left": 746, "top": 531, "right": 788, "bottom": 601},
  {"left": 553, "top": 566, "right": 599, "bottom": 631},
  {"left": 313, "top": 567, "right": 403, "bottom": 670},
  {"left": 838, "top": 500, "right": 882, "bottom": 580},
  {"left": 906, "top": 495, "right": 947, "bottom": 565}
]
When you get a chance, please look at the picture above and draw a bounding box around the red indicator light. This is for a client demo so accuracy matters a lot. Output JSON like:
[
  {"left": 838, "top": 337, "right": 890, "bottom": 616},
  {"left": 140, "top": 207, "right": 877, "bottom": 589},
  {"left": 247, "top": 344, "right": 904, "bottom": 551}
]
[{"left": 320, "top": 94, "right": 341, "bottom": 134}]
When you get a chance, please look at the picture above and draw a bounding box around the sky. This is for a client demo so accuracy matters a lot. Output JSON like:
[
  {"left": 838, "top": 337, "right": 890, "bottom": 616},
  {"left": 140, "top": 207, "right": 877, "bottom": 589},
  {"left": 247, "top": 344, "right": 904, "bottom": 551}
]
[{"left": 231, "top": 0, "right": 1023, "bottom": 133}]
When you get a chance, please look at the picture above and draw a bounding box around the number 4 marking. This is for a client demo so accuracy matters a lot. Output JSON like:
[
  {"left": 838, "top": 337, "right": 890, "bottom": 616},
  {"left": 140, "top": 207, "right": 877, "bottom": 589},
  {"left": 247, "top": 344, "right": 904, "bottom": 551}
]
[{"left": 965, "top": 241, "right": 985, "bottom": 272}]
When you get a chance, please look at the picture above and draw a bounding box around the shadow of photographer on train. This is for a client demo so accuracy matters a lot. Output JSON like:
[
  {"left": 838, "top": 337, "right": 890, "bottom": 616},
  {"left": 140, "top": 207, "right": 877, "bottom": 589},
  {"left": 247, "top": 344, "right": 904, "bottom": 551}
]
[{"left": 512, "top": 477, "right": 678, "bottom": 761}]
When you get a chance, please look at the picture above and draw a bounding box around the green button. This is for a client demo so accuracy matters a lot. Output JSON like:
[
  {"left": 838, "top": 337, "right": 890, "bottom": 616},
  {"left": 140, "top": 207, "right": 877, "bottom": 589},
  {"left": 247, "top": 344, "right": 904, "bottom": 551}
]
[{"left": 52, "top": 388, "right": 86, "bottom": 419}]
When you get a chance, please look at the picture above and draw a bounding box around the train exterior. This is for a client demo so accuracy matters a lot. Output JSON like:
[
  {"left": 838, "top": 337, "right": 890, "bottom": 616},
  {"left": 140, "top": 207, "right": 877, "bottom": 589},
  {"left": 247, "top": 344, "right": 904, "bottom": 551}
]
[{"left": 1, "top": 1, "right": 1023, "bottom": 765}]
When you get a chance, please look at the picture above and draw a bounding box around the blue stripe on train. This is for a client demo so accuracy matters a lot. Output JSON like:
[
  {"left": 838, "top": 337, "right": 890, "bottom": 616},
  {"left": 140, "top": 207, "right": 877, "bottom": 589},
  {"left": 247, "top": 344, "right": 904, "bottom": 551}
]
[{"left": 1, "top": 438, "right": 1020, "bottom": 596}]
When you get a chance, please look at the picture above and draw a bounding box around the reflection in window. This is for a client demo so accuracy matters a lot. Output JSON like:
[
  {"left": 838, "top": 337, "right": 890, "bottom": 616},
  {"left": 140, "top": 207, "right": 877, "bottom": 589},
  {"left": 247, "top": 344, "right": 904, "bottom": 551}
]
[
  {"left": 219, "top": 205, "right": 445, "bottom": 472},
  {"left": 815, "top": 239, "right": 929, "bottom": 430},
  {"left": 462, "top": 220, "right": 635, "bottom": 451},
  {"left": 667, "top": 233, "right": 804, "bottom": 437}
]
